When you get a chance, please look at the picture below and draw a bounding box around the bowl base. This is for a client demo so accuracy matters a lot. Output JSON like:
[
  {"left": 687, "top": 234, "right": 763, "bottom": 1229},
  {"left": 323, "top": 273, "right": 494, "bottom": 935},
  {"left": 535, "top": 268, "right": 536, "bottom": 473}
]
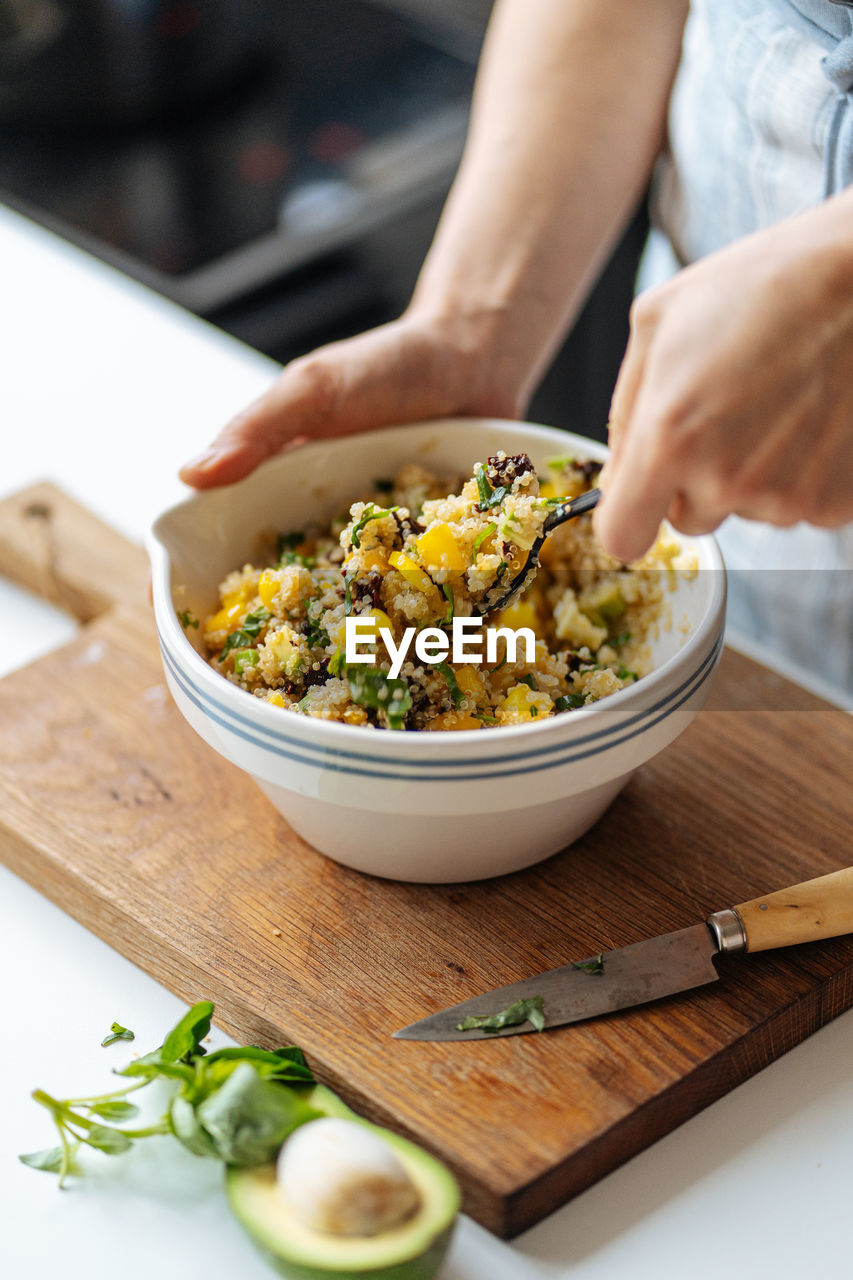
[{"left": 253, "top": 774, "right": 634, "bottom": 882}]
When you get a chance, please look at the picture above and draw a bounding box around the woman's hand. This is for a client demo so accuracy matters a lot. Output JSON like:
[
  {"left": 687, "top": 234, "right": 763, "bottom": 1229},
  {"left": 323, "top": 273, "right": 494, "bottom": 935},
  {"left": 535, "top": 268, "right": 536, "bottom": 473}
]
[
  {"left": 594, "top": 190, "right": 853, "bottom": 562},
  {"left": 178, "top": 311, "right": 523, "bottom": 489}
]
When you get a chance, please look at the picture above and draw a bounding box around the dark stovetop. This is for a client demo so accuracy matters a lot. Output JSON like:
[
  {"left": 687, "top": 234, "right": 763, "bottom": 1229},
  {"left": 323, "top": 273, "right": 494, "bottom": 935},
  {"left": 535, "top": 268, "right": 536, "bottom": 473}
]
[{"left": 0, "top": 0, "right": 477, "bottom": 311}]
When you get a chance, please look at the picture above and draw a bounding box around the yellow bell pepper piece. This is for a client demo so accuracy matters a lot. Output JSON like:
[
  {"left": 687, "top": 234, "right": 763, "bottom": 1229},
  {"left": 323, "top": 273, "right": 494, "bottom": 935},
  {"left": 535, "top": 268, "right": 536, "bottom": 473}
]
[
  {"left": 267, "top": 692, "right": 286, "bottom": 708},
  {"left": 258, "top": 569, "right": 280, "bottom": 611},
  {"left": 494, "top": 598, "right": 539, "bottom": 631},
  {"left": 455, "top": 665, "right": 487, "bottom": 703},
  {"left": 416, "top": 523, "right": 466, "bottom": 572},
  {"left": 363, "top": 608, "right": 395, "bottom": 639},
  {"left": 360, "top": 549, "right": 389, "bottom": 573},
  {"left": 203, "top": 600, "right": 246, "bottom": 638},
  {"left": 495, "top": 684, "right": 553, "bottom": 725},
  {"left": 222, "top": 581, "right": 254, "bottom": 610},
  {"left": 388, "top": 551, "right": 444, "bottom": 613},
  {"left": 426, "top": 710, "right": 483, "bottom": 731}
]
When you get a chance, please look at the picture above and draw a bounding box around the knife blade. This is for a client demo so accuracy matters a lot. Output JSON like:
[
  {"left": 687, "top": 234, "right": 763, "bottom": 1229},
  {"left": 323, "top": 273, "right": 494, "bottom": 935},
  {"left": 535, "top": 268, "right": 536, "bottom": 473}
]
[{"left": 394, "top": 865, "right": 853, "bottom": 1041}]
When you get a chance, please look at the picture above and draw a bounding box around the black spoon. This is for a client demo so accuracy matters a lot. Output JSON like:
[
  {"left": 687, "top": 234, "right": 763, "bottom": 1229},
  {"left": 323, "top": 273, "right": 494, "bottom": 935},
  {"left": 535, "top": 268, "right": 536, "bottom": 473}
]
[{"left": 472, "top": 487, "right": 602, "bottom": 616}]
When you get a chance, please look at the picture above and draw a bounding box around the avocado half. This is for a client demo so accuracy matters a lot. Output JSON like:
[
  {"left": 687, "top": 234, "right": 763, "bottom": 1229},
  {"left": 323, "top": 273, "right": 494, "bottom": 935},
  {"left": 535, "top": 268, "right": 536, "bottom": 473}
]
[{"left": 225, "top": 1085, "right": 460, "bottom": 1280}]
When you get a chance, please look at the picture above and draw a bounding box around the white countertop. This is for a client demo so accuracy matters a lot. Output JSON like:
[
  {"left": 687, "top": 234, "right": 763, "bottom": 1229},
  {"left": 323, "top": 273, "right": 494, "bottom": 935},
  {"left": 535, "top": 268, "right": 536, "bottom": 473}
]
[{"left": 2, "top": 203, "right": 851, "bottom": 1280}]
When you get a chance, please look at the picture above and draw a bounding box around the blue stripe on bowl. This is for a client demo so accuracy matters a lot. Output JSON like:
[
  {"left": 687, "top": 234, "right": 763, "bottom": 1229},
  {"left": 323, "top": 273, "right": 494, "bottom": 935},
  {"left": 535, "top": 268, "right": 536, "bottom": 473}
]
[
  {"left": 161, "top": 625, "right": 723, "bottom": 766},
  {"left": 159, "top": 629, "right": 723, "bottom": 782}
]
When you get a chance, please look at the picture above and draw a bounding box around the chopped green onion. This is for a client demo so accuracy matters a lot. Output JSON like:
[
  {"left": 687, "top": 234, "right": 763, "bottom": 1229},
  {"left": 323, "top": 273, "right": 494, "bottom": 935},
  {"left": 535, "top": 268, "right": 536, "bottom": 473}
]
[
  {"left": 442, "top": 582, "right": 454, "bottom": 624},
  {"left": 470, "top": 522, "right": 497, "bottom": 562},
  {"left": 233, "top": 648, "right": 259, "bottom": 676}
]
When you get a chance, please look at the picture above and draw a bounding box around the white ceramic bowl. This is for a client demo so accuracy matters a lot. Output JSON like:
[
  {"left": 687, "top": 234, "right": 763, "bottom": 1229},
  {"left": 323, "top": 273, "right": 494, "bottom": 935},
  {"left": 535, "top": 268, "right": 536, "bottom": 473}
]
[{"left": 148, "top": 419, "right": 725, "bottom": 883}]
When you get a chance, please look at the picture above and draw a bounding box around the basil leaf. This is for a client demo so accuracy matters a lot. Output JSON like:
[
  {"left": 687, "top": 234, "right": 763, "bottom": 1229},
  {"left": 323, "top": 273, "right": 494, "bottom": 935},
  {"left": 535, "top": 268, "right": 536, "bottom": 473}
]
[
  {"left": 101, "top": 1021, "right": 135, "bottom": 1047},
  {"left": 457, "top": 996, "right": 546, "bottom": 1034},
  {"left": 83, "top": 1125, "right": 133, "bottom": 1155},
  {"left": 346, "top": 666, "right": 412, "bottom": 730},
  {"left": 177, "top": 610, "right": 199, "bottom": 630},
  {"left": 169, "top": 1094, "right": 220, "bottom": 1159},
  {"left": 572, "top": 953, "right": 605, "bottom": 975},
  {"left": 202, "top": 1045, "right": 314, "bottom": 1083},
  {"left": 474, "top": 464, "right": 493, "bottom": 506},
  {"left": 473, "top": 464, "right": 508, "bottom": 509},
  {"left": 435, "top": 661, "right": 464, "bottom": 708},
  {"left": 19, "top": 1146, "right": 66, "bottom": 1173},
  {"left": 519, "top": 673, "right": 538, "bottom": 691},
  {"left": 195, "top": 1063, "right": 319, "bottom": 1167},
  {"left": 90, "top": 1101, "right": 140, "bottom": 1122},
  {"left": 115, "top": 1052, "right": 196, "bottom": 1082},
  {"left": 271, "top": 1046, "right": 311, "bottom": 1071},
  {"left": 161, "top": 1000, "right": 214, "bottom": 1064}
]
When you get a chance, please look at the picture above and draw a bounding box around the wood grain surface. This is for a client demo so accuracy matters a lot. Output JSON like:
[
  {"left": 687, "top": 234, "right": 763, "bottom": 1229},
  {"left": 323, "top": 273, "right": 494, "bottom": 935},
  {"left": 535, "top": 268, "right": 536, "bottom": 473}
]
[{"left": 1, "top": 484, "right": 852, "bottom": 1238}]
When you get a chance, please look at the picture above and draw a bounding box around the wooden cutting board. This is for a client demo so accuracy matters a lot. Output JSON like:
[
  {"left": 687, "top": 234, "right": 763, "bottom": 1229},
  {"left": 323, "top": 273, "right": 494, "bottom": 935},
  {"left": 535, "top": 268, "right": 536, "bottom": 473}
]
[{"left": 2, "top": 482, "right": 852, "bottom": 1238}]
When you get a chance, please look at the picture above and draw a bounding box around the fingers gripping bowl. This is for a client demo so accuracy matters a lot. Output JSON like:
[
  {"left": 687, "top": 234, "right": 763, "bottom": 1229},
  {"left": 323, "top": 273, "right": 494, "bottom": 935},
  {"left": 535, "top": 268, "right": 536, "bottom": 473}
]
[{"left": 148, "top": 419, "right": 726, "bottom": 882}]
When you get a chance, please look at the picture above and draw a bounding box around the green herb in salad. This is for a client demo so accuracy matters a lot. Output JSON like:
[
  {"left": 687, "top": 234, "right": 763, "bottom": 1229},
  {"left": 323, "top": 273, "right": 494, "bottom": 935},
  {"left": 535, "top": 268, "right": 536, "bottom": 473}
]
[
  {"left": 350, "top": 504, "right": 397, "bottom": 549},
  {"left": 572, "top": 953, "right": 605, "bottom": 975},
  {"left": 345, "top": 665, "right": 412, "bottom": 729},
  {"left": 435, "top": 660, "right": 464, "bottom": 708},
  {"left": 233, "top": 648, "right": 259, "bottom": 676},
  {"left": 474, "top": 464, "right": 508, "bottom": 511},
  {"left": 219, "top": 609, "right": 270, "bottom": 663},
  {"left": 177, "top": 610, "right": 199, "bottom": 630},
  {"left": 555, "top": 693, "right": 586, "bottom": 712}
]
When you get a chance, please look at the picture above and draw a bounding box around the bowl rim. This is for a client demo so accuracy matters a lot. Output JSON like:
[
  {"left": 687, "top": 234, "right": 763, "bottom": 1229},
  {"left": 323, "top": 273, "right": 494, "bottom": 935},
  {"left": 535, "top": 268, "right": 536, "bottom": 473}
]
[{"left": 147, "top": 418, "right": 726, "bottom": 755}]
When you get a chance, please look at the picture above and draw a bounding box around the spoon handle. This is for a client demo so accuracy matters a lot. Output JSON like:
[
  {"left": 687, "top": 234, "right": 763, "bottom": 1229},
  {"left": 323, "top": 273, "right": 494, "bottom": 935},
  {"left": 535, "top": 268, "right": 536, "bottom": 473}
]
[{"left": 543, "top": 487, "right": 602, "bottom": 532}]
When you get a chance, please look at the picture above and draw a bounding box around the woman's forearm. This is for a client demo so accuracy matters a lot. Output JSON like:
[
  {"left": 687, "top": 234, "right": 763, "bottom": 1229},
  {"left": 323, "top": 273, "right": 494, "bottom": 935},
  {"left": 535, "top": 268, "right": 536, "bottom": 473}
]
[{"left": 410, "top": 0, "right": 689, "bottom": 406}]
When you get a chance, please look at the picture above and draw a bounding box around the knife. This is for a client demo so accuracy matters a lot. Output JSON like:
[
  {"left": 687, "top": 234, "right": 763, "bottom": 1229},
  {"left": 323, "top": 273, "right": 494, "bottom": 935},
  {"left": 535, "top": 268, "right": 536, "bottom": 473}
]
[{"left": 394, "top": 866, "right": 853, "bottom": 1041}]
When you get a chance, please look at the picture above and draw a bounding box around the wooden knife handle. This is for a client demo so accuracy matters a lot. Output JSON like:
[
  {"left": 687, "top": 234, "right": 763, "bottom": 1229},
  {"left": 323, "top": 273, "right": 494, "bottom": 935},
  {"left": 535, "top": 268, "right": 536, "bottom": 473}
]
[{"left": 734, "top": 866, "right": 853, "bottom": 952}]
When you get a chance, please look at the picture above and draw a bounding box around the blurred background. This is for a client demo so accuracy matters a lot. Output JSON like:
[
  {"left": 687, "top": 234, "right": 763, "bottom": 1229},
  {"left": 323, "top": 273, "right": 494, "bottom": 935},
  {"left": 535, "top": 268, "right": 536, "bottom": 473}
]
[{"left": 0, "top": 0, "right": 646, "bottom": 440}]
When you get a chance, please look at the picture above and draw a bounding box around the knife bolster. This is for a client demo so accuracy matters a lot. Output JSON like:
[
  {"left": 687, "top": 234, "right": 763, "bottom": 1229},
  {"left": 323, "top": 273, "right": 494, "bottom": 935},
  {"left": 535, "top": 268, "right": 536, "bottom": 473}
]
[{"left": 707, "top": 909, "right": 748, "bottom": 954}]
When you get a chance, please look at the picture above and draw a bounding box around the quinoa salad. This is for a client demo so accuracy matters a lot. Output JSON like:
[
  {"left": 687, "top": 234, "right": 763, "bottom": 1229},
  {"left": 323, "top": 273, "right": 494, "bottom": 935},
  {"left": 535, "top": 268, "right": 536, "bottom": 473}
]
[{"left": 190, "top": 452, "right": 695, "bottom": 731}]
